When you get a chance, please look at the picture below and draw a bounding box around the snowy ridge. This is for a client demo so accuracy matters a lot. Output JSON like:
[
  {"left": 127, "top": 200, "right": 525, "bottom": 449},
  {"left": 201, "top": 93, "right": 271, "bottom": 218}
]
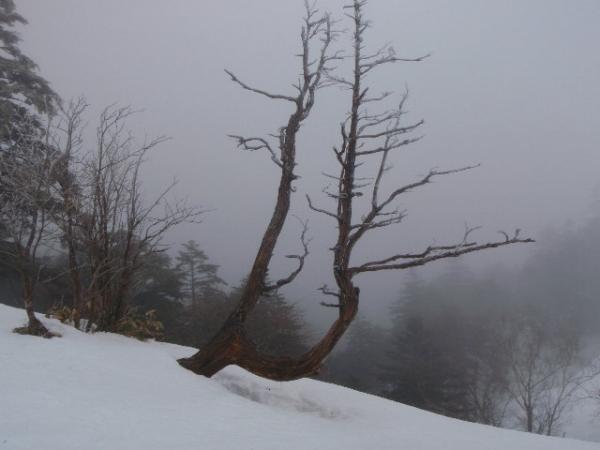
[{"left": 1, "top": 304, "right": 598, "bottom": 450}]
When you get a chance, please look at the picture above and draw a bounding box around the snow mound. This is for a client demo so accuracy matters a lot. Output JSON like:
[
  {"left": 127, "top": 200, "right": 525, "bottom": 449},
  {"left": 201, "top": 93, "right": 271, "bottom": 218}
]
[
  {"left": 1, "top": 304, "right": 598, "bottom": 450},
  {"left": 214, "top": 370, "right": 348, "bottom": 420}
]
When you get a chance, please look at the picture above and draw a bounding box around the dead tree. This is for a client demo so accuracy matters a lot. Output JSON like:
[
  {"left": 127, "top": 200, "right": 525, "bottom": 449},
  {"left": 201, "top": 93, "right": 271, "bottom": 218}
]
[
  {"left": 50, "top": 102, "right": 201, "bottom": 331},
  {"left": 178, "top": 0, "right": 533, "bottom": 381},
  {"left": 305, "top": 0, "right": 533, "bottom": 370},
  {"left": 49, "top": 98, "right": 87, "bottom": 328},
  {"left": 0, "top": 116, "right": 57, "bottom": 336},
  {"left": 178, "top": 2, "right": 337, "bottom": 378}
]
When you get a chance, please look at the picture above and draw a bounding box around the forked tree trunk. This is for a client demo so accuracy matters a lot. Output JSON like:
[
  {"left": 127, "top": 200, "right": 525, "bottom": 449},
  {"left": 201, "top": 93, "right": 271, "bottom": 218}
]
[
  {"left": 177, "top": 23, "right": 349, "bottom": 377},
  {"left": 178, "top": 289, "right": 358, "bottom": 380},
  {"left": 179, "top": 0, "right": 532, "bottom": 381},
  {"left": 178, "top": 1, "right": 359, "bottom": 380}
]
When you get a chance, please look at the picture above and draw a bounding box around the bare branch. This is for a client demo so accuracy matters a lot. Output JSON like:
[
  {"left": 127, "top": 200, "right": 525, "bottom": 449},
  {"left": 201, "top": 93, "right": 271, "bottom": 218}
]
[
  {"left": 306, "top": 194, "right": 339, "bottom": 220},
  {"left": 228, "top": 135, "right": 282, "bottom": 168},
  {"left": 319, "top": 301, "right": 342, "bottom": 308},
  {"left": 318, "top": 283, "right": 341, "bottom": 299},
  {"left": 225, "top": 69, "right": 296, "bottom": 103},
  {"left": 378, "top": 165, "right": 480, "bottom": 211},
  {"left": 265, "top": 217, "right": 311, "bottom": 291},
  {"left": 359, "top": 42, "right": 430, "bottom": 76},
  {"left": 355, "top": 135, "right": 423, "bottom": 156},
  {"left": 358, "top": 120, "right": 424, "bottom": 140},
  {"left": 350, "top": 229, "right": 534, "bottom": 275}
]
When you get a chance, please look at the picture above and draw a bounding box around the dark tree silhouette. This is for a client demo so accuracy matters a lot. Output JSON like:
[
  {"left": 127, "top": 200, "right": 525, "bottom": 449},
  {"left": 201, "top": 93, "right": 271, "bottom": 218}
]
[{"left": 178, "top": 0, "right": 533, "bottom": 381}]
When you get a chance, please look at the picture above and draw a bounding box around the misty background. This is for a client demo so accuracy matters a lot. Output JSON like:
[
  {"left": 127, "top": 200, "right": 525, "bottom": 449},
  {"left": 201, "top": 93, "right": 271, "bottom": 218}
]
[
  {"left": 15, "top": 0, "right": 600, "bottom": 331},
  {"left": 2, "top": 0, "right": 600, "bottom": 441}
]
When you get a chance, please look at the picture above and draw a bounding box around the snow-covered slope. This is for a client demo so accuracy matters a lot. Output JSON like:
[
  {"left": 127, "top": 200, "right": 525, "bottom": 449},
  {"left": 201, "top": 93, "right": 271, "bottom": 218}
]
[{"left": 1, "top": 304, "right": 598, "bottom": 450}]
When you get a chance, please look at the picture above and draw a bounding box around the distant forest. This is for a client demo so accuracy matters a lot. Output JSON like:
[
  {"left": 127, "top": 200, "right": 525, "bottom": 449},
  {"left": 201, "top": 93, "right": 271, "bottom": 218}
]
[
  {"left": 2, "top": 212, "right": 599, "bottom": 435},
  {"left": 1, "top": 0, "right": 599, "bottom": 439}
]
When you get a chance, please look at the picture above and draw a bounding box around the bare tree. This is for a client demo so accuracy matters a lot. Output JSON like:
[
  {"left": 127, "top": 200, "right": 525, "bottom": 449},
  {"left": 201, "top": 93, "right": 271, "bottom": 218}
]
[
  {"left": 178, "top": 0, "right": 533, "bottom": 381},
  {"left": 305, "top": 0, "right": 532, "bottom": 378},
  {"left": 49, "top": 98, "right": 87, "bottom": 328},
  {"left": 503, "top": 313, "right": 600, "bottom": 435},
  {"left": 0, "top": 115, "right": 57, "bottom": 336},
  {"left": 466, "top": 348, "right": 511, "bottom": 426},
  {"left": 50, "top": 101, "right": 201, "bottom": 332},
  {"left": 178, "top": 2, "right": 337, "bottom": 378}
]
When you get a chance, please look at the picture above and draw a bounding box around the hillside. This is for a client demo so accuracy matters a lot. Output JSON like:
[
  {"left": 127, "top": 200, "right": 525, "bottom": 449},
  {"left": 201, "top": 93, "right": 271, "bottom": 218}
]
[{"left": 0, "top": 304, "right": 598, "bottom": 450}]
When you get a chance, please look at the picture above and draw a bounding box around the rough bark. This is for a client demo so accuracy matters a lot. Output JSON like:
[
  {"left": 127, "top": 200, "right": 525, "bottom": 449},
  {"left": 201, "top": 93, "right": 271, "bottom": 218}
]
[
  {"left": 14, "top": 273, "right": 53, "bottom": 338},
  {"left": 179, "top": 0, "right": 533, "bottom": 381},
  {"left": 178, "top": 4, "right": 338, "bottom": 379}
]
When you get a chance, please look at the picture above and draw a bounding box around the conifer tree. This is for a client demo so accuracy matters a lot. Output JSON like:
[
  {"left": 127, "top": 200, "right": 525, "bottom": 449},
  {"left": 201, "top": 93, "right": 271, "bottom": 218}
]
[
  {"left": 175, "top": 240, "right": 225, "bottom": 305},
  {"left": 0, "top": 0, "right": 58, "bottom": 146}
]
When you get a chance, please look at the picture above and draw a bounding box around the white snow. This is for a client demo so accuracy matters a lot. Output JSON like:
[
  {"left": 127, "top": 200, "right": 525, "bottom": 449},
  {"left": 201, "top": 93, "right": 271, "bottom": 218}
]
[{"left": 1, "top": 304, "right": 599, "bottom": 450}]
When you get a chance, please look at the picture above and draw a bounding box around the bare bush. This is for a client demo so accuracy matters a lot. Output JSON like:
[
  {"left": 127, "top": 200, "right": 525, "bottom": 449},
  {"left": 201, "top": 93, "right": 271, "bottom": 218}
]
[{"left": 51, "top": 100, "right": 201, "bottom": 332}]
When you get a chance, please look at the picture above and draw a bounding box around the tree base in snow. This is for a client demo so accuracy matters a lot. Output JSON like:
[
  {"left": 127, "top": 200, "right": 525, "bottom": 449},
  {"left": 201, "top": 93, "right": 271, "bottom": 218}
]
[{"left": 13, "top": 320, "right": 60, "bottom": 339}]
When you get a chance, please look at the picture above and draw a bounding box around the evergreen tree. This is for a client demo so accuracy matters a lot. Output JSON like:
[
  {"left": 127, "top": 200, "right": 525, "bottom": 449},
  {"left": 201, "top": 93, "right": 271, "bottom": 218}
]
[
  {"left": 321, "top": 317, "right": 389, "bottom": 395},
  {"left": 0, "top": 0, "right": 59, "bottom": 288},
  {"left": 211, "top": 279, "right": 308, "bottom": 357},
  {"left": 381, "top": 271, "right": 477, "bottom": 420},
  {"left": 130, "top": 252, "right": 185, "bottom": 340},
  {"left": 380, "top": 267, "right": 512, "bottom": 423},
  {"left": 0, "top": 0, "right": 59, "bottom": 146},
  {"left": 171, "top": 242, "right": 230, "bottom": 347},
  {"left": 175, "top": 240, "right": 225, "bottom": 305},
  {"left": 244, "top": 286, "right": 307, "bottom": 357}
]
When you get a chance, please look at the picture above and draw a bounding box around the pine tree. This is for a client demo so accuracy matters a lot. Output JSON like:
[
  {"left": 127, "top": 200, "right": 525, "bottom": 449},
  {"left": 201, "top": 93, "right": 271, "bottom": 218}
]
[
  {"left": 130, "top": 252, "right": 185, "bottom": 339},
  {"left": 175, "top": 240, "right": 225, "bottom": 305},
  {"left": 380, "top": 267, "right": 513, "bottom": 423},
  {"left": 0, "top": 0, "right": 58, "bottom": 145},
  {"left": 0, "top": 0, "right": 59, "bottom": 333},
  {"left": 321, "top": 317, "right": 389, "bottom": 395},
  {"left": 244, "top": 287, "right": 307, "bottom": 357},
  {"left": 172, "top": 242, "right": 230, "bottom": 348},
  {"left": 381, "top": 271, "right": 476, "bottom": 420},
  {"left": 220, "top": 279, "right": 308, "bottom": 357}
]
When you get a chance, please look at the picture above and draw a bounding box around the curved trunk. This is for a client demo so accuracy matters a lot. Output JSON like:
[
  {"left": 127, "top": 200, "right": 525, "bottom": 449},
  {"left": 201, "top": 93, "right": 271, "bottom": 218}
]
[
  {"left": 177, "top": 103, "right": 361, "bottom": 380},
  {"left": 178, "top": 5, "right": 363, "bottom": 381},
  {"left": 178, "top": 113, "right": 304, "bottom": 377},
  {"left": 178, "top": 289, "right": 358, "bottom": 381}
]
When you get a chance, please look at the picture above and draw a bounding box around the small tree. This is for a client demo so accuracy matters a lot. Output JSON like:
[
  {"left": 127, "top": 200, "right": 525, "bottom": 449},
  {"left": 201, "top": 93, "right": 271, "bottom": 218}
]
[
  {"left": 0, "top": 0, "right": 60, "bottom": 335},
  {"left": 178, "top": 0, "right": 533, "bottom": 381},
  {"left": 0, "top": 117, "right": 57, "bottom": 336},
  {"left": 176, "top": 240, "right": 225, "bottom": 306},
  {"left": 178, "top": 2, "right": 336, "bottom": 378},
  {"left": 0, "top": 0, "right": 58, "bottom": 146},
  {"left": 50, "top": 102, "right": 201, "bottom": 331},
  {"left": 129, "top": 251, "right": 185, "bottom": 338},
  {"left": 321, "top": 317, "right": 388, "bottom": 396},
  {"left": 503, "top": 312, "right": 599, "bottom": 435},
  {"left": 236, "top": 281, "right": 308, "bottom": 358},
  {"left": 379, "top": 271, "right": 512, "bottom": 424},
  {"left": 380, "top": 275, "right": 477, "bottom": 420}
]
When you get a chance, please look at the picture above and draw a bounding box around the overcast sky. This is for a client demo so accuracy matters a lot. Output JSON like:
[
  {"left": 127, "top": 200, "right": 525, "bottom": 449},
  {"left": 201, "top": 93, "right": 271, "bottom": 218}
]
[{"left": 17, "top": 0, "right": 600, "bottom": 330}]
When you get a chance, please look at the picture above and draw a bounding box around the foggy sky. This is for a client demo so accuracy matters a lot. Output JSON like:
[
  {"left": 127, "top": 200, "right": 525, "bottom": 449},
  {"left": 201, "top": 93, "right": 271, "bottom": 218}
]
[{"left": 16, "top": 0, "right": 600, "bottom": 330}]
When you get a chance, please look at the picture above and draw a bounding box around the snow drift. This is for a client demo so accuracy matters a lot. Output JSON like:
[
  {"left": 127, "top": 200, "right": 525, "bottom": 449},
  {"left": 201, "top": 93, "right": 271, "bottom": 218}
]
[{"left": 0, "top": 304, "right": 598, "bottom": 450}]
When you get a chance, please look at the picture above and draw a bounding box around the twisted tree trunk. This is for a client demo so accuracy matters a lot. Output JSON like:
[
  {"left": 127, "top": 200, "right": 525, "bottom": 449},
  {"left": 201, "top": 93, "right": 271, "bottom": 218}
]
[{"left": 179, "top": 0, "right": 532, "bottom": 381}]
